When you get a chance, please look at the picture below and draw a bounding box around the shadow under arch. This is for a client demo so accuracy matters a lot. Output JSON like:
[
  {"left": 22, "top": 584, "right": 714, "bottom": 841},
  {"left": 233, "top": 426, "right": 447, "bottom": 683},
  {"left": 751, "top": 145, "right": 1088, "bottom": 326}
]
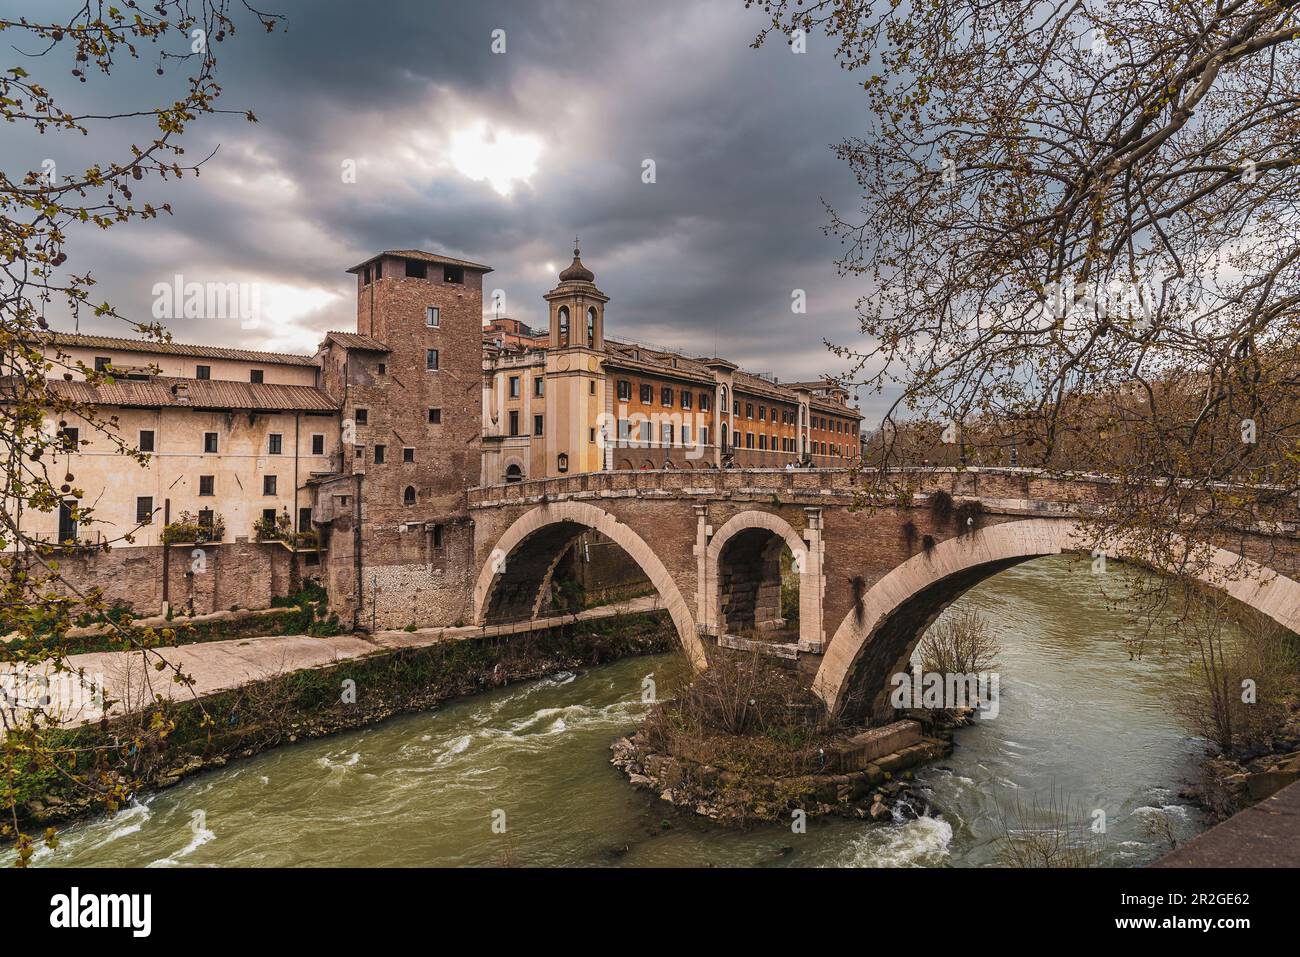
[
  {"left": 813, "top": 518, "right": 1300, "bottom": 720},
  {"left": 472, "top": 500, "right": 706, "bottom": 670},
  {"left": 704, "top": 510, "right": 819, "bottom": 645}
]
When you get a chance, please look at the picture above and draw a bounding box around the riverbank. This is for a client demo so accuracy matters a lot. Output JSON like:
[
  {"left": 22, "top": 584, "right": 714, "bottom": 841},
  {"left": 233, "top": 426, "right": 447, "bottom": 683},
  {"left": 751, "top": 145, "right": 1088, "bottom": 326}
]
[{"left": 11, "top": 609, "right": 675, "bottom": 837}]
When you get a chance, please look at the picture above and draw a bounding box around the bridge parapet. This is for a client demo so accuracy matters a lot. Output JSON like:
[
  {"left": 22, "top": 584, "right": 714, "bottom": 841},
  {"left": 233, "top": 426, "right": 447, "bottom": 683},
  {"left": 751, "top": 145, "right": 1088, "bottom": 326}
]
[{"left": 469, "top": 466, "right": 1128, "bottom": 514}]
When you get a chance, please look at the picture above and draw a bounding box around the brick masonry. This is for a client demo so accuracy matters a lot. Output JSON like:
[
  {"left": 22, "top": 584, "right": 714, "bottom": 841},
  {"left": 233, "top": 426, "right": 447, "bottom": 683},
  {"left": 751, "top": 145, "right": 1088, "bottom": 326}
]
[
  {"left": 468, "top": 467, "right": 1300, "bottom": 716},
  {"left": 30, "top": 539, "right": 307, "bottom": 617}
]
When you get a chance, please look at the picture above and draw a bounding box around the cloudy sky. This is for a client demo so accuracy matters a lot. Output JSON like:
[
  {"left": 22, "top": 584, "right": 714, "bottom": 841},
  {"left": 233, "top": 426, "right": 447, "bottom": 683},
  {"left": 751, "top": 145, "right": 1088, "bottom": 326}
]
[{"left": 20, "top": 0, "right": 885, "bottom": 419}]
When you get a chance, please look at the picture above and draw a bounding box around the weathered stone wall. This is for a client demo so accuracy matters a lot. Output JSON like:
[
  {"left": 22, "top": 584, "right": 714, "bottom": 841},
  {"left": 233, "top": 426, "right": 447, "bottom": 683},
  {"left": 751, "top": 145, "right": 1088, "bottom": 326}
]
[{"left": 29, "top": 539, "right": 308, "bottom": 616}]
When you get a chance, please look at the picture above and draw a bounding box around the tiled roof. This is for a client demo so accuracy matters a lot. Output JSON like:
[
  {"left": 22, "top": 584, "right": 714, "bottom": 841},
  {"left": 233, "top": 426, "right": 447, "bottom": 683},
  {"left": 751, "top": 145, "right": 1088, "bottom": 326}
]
[
  {"left": 33, "top": 331, "right": 319, "bottom": 366},
  {"left": 41, "top": 376, "right": 339, "bottom": 412},
  {"left": 347, "top": 249, "right": 493, "bottom": 273},
  {"left": 323, "top": 331, "right": 390, "bottom": 352}
]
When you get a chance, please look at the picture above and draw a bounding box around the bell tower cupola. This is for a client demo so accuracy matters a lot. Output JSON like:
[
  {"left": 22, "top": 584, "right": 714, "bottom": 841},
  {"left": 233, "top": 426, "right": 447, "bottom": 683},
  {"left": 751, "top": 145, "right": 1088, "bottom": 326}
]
[{"left": 545, "top": 239, "right": 608, "bottom": 350}]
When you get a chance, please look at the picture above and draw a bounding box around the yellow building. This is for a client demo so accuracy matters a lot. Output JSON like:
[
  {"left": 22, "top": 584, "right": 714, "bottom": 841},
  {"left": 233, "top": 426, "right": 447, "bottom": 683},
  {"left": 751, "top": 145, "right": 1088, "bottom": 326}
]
[{"left": 481, "top": 246, "right": 862, "bottom": 484}]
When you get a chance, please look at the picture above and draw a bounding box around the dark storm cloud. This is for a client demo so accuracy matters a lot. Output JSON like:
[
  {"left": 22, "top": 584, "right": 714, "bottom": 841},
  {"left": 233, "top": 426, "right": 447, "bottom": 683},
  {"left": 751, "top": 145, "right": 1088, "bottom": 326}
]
[{"left": 19, "top": 0, "right": 888, "bottom": 421}]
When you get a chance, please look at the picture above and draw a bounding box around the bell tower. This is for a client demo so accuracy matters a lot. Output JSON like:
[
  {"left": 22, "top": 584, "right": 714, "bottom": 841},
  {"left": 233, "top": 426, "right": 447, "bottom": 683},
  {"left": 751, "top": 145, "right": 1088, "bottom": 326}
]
[{"left": 543, "top": 242, "right": 609, "bottom": 475}]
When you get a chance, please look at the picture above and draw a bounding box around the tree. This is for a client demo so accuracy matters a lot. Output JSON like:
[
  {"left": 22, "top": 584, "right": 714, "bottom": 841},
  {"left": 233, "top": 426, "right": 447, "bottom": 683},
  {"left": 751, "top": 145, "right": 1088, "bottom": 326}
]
[
  {"left": 747, "top": 0, "right": 1300, "bottom": 591},
  {"left": 0, "top": 0, "right": 281, "bottom": 865}
]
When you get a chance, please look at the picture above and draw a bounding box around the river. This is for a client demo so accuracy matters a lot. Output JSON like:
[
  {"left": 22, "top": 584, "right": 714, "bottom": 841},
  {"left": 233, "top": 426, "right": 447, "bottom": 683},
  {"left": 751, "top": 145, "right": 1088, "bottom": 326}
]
[{"left": 19, "top": 555, "right": 1220, "bottom": 867}]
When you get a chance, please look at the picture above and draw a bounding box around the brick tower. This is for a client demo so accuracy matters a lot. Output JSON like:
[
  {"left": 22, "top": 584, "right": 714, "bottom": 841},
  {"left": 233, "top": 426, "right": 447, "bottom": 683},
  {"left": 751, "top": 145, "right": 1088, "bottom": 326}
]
[{"left": 316, "top": 249, "right": 492, "bottom": 629}]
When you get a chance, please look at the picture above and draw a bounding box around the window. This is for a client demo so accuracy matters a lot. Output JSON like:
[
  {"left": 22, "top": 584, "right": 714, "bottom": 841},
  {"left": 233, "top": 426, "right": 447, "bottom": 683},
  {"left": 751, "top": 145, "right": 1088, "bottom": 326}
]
[
  {"left": 534, "top": 414, "right": 544, "bottom": 437},
  {"left": 509, "top": 410, "right": 520, "bottom": 436},
  {"left": 640, "top": 384, "right": 653, "bottom": 403},
  {"left": 403, "top": 447, "right": 414, "bottom": 463},
  {"left": 374, "top": 260, "right": 382, "bottom": 280},
  {"left": 639, "top": 421, "right": 653, "bottom": 444},
  {"left": 444, "top": 265, "right": 464, "bottom": 284},
  {"left": 661, "top": 386, "right": 673, "bottom": 407},
  {"left": 57, "top": 425, "right": 79, "bottom": 451},
  {"left": 195, "top": 365, "right": 211, "bottom": 380},
  {"left": 661, "top": 422, "right": 674, "bottom": 446},
  {"left": 617, "top": 379, "right": 631, "bottom": 401},
  {"left": 405, "top": 259, "right": 427, "bottom": 279},
  {"left": 403, "top": 486, "right": 417, "bottom": 505},
  {"left": 263, "top": 475, "right": 277, "bottom": 495},
  {"left": 682, "top": 424, "right": 692, "bottom": 446},
  {"left": 433, "top": 524, "right": 444, "bottom": 548},
  {"left": 250, "top": 369, "right": 264, "bottom": 384},
  {"left": 426, "top": 349, "right": 439, "bottom": 371},
  {"left": 509, "top": 376, "right": 520, "bottom": 398},
  {"left": 378, "top": 363, "right": 386, "bottom": 375},
  {"left": 203, "top": 432, "right": 218, "bottom": 454},
  {"left": 589, "top": 380, "right": 596, "bottom": 395},
  {"left": 733, "top": 400, "right": 740, "bottom": 415},
  {"left": 136, "top": 496, "right": 153, "bottom": 525},
  {"left": 311, "top": 434, "right": 325, "bottom": 455},
  {"left": 58, "top": 499, "right": 78, "bottom": 543},
  {"left": 557, "top": 306, "right": 570, "bottom": 346},
  {"left": 354, "top": 408, "right": 368, "bottom": 425},
  {"left": 198, "top": 508, "right": 215, "bottom": 529},
  {"left": 268, "top": 433, "right": 283, "bottom": 455},
  {"left": 374, "top": 444, "right": 386, "bottom": 464},
  {"left": 759, "top": 434, "right": 767, "bottom": 450},
  {"left": 199, "top": 475, "right": 215, "bottom": 496},
  {"left": 681, "top": 391, "right": 692, "bottom": 410},
  {"left": 721, "top": 386, "right": 728, "bottom": 409},
  {"left": 700, "top": 393, "right": 710, "bottom": 412},
  {"left": 94, "top": 356, "right": 111, "bottom": 373},
  {"left": 505, "top": 464, "right": 524, "bottom": 483},
  {"left": 746, "top": 432, "right": 755, "bottom": 449},
  {"left": 426, "top": 306, "right": 440, "bottom": 327},
  {"left": 139, "top": 429, "right": 155, "bottom": 453},
  {"left": 557, "top": 452, "right": 569, "bottom": 473},
  {"left": 702, "top": 426, "right": 710, "bottom": 446},
  {"left": 586, "top": 307, "right": 597, "bottom": 344},
  {"left": 262, "top": 507, "right": 278, "bottom": 527},
  {"left": 746, "top": 403, "right": 754, "bottom": 419},
  {"left": 428, "top": 408, "right": 442, "bottom": 424},
  {"left": 589, "top": 427, "right": 597, "bottom": 443},
  {"left": 721, "top": 423, "right": 728, "bottom": 449},
  {"left": 534, "top": 378, "right": 544, "bottom": 398}
]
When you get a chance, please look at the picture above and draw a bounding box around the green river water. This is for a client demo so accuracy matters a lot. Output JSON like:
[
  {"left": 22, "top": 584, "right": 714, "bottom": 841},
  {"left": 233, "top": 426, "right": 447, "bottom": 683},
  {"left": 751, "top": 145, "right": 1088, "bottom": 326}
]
[{"left": 20, "top": 555, "right": 1221, "bottom": 867}]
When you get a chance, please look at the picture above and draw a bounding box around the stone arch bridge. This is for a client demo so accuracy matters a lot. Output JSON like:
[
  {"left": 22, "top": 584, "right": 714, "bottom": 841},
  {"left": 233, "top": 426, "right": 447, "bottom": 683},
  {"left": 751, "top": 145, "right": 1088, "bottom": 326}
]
[{"left": 468, "top": 468, "right": 1300, "bottom": 721}]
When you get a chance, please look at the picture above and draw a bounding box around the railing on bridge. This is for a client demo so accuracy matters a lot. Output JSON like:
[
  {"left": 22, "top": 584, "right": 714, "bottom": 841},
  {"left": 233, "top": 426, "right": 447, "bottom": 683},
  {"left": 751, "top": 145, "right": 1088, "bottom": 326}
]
[{"left": 467, "top": 466, "right": 1080, "bottom": 507}]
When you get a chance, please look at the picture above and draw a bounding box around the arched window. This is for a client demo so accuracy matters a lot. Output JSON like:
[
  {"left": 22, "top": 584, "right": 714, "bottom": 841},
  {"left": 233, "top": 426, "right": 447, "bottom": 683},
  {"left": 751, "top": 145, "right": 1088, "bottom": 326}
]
[
  {"left": 504, "top": 464, "right": 523, "bottom": 483},
  {"left": 720, "top": 385, "right": 728, "bottom": 410},
  {"left": 403, "top": 486, "right": 416, "bottom": 505},
  {"left": 586, "top": 307, "right": 597, "bottom": 345},
  {"left": 557, "top": 306, "right": 569, "bottom": 346},
  {"left": 556, "top": 452, "right": 569, "bottom": 473},
  {"left": 720, "top": 422, "right": 729, "bottom": 450}
]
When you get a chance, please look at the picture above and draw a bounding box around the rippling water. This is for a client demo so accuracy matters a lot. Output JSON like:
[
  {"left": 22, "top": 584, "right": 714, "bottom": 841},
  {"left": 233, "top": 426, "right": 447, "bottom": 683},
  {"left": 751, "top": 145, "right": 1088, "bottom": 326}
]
[{"left": 18, "top": 555, "right": 1218, "bottom": 867}]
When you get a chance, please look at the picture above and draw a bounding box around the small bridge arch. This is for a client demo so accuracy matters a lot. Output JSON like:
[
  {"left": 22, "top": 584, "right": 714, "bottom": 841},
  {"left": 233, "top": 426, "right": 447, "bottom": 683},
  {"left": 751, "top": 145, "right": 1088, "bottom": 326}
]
[
  {"left": 703, "top": 509, "right": 824, "bottom": 649},
  {"left": 812, "top": 518, "right": 1300, "bottom": 720},
  {"left": 472, "top": 499, "right": 707, "bottom": 670}
]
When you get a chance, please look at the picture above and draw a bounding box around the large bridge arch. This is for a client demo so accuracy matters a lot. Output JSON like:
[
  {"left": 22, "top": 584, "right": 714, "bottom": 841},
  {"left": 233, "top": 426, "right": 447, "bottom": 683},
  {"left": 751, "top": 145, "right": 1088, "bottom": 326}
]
[
  {"left": 813, "top": 518, "right": 1300, "bottom": 720},
  {"left": 703, "top": 509, "right": 824, "bottom": 649},
  {"left": 473, "top": 500, "right": 707, "bottom": 670}
]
